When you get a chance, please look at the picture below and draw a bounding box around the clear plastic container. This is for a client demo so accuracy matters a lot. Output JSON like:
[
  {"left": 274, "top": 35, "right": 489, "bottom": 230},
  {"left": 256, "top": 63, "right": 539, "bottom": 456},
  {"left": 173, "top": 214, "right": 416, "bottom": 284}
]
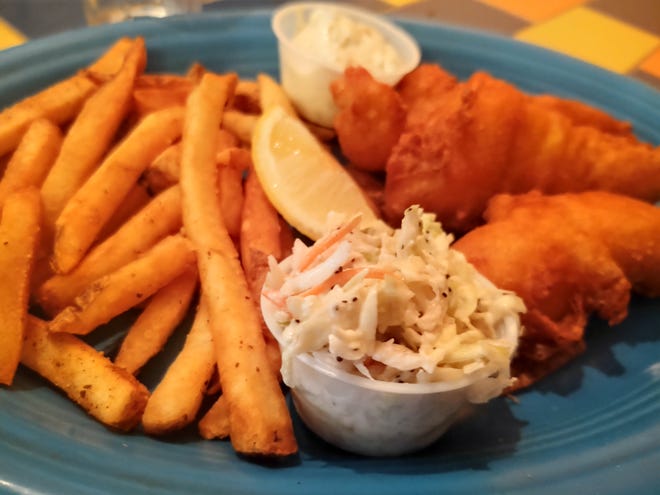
[{"left": 271, "top": 2, "right": 421, "bottom": 128}]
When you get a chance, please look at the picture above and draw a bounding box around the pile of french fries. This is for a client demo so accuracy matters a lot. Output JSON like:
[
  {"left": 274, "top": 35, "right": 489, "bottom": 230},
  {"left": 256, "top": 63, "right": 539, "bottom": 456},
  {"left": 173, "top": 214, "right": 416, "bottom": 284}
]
[{"left": 0, "top": 36, "right": 317, "bottom": 457}]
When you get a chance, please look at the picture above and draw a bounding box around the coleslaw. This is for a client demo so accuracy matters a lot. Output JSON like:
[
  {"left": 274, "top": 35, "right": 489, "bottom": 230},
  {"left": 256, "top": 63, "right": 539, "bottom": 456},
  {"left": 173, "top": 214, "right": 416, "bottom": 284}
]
[{"left": 263, "top": 206, "right": 526, "bottom": 402}]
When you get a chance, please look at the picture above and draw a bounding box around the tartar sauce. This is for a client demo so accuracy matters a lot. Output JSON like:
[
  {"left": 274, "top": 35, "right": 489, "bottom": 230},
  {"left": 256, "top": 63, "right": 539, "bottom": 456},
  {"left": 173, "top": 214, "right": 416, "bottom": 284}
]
[{"left": 291, "top": 7, "right": 405, "bottom": 81}]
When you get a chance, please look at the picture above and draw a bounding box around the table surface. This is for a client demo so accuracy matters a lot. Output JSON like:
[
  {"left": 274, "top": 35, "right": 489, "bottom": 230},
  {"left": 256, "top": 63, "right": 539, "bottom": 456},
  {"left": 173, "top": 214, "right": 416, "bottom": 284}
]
[{"left": 1, "top": 0, "right": 659, "bottom": 90}]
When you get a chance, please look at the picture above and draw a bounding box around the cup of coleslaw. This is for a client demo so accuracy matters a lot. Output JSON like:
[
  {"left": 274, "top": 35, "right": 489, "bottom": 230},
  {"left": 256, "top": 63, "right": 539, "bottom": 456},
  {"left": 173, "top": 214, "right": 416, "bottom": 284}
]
[
  {"left": 271, "top": 2, "right": 421, "bottom": 128},
  {"left": 261, "top": 208, "right": 524, "bottom": 456}
]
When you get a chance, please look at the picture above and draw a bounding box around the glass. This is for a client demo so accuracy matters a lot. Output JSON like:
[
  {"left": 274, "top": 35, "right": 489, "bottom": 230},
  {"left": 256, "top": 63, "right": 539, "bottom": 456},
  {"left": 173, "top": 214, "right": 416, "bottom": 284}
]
[{"left": 82, "top": 0, "right": 203, "bottom": 25}]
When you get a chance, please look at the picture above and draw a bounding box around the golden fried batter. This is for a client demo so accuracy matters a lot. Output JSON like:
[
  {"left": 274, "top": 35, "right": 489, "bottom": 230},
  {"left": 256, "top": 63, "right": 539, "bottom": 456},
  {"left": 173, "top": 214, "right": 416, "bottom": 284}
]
[
  {"left": 379, "top": 68, "right": 660, "bottom": 233},
  {"left": 454, "top": 191, "right": 660, "bottom": 389},
  {"left": 331, "top": 67, "right": 406, "bottom": 171}
]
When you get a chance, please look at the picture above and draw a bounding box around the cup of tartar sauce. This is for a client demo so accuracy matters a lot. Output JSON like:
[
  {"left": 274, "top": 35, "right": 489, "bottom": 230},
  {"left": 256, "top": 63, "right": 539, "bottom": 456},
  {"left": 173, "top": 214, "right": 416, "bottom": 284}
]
[{"left": 271, "top": 2, "right": 421, "bottom": 128}]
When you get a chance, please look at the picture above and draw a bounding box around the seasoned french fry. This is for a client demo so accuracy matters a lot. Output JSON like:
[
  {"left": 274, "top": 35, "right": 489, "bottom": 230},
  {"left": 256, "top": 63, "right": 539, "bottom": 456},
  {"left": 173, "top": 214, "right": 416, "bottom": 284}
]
[
  {"left": 230, "top": 79, "right": 261, "bottom": 114},
  {"left": 114, "top": 266, "right": 198, "bottom": 375},
  {"left": 255, "top": 73, "right": 335, "bottom": 141},
  {"left": 217, "top": 147, "right": 250, "bottom": 240},
  {"left": 87, "top": 37, "right": 138, "bottom": 79},
  {"left": 222, "top": 110, "right": 257, "bottom": 144},
  {"left": 198, "top": 394, "right": 231, "bottom": 440},
  {"left": 0, "top": 38, "right": 145, "bottom": 159},
  {"left": 96, "top": 182, "right": 152, "bottom": 242},
  {"left": 132, "top": 75, "right": 194, "bottom": 121},
  {"left": 240, "top": 168, "right": 295, "bottom": 376},
  {"left": 21, "top": 316, "right": 149, "bottom": 431},
  {"left": 0, "top": 119, "right": 62, "bottom": 206},
  {"left": 185, "top": 62, "right": 206, "bottom": 83},
  {"left": 257, "top": 73, "right": 297, "bottom": 116},
  {"left": 53, "top": 106, "right": 184, "bottom": 274},
  {"left": 180, "top": 72, "right": 297, "bottom": 456},
  {"left": 0, "top": 75, "right": 97, "bottom": 158},
  {"left": 36, "top": 186, "right": 182, "bottom": 316},
  {"left": 0, "top": 188, "right": 41, "bottom": 385},
  {"left": 49, "top": 234, "right": 196, "bottom": 335},
  {"left": 143, "top": 142, "right": 182, "bottom": 193},
  {"left": 241, "top": 168, "right": 289, "bottom": 294},
  {"left": 141, "top": 299, "right": 216, "bottom": 435},
  {"left": 40, "top": 37, "right": 147, "bottom": 235},
  {"left": 143, "top": 129, "right": 239, "bottom": 194}
]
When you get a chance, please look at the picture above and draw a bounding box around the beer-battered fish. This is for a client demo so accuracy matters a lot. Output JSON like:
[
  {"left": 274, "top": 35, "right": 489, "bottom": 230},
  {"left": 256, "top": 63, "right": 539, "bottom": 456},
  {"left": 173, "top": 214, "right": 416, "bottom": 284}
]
[
  {"left": 331, "top": 67, "right": 406, "bottom": 171},
  {"left": 453, "top": 191, "right": 660, "bottom": 390},
  {"left": 331, "top": 64, "right": 658, "bottom": 234},
  {"left": 385, "top": 70, "right": 660, "bottom": 233}
]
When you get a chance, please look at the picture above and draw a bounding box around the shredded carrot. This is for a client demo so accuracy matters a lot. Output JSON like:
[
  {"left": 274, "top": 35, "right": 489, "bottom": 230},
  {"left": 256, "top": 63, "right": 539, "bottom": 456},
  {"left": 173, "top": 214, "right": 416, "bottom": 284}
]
[
  {"left": 262, "top": 289, "right": 287, "bottom": 310},
  {"left": 297, "top": 267, "right": 388, "bottom": 297},
  {"left": 298, "top": 214, "right": 362, "bottom": 272}
]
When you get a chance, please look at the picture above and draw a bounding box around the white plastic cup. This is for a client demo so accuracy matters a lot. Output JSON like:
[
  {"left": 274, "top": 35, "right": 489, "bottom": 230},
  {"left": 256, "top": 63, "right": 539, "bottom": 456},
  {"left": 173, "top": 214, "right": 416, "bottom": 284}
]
[
  {"left": 82, "top": 0, "right": 203, "bottom": 25},
  {"left": 271, "top": 2, "right": 421, "bottom": 128},
  {"left": 261, "top": 284, "right": 520, "bottom": 456}
]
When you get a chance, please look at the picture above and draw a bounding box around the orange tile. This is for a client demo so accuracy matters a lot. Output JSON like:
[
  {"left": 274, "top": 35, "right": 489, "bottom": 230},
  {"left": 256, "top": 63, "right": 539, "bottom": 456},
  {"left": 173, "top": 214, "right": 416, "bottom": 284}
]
[
  {"left": 478, "top": 0, "right": 588, "bottom": 22},
  {"left": 516, "top": 7, "right": 659, "bottom": 73},
  {"left": 640, "top": 46, "right": 660, "bottom": 79},
  {"left": 0, "top": 17, "right": 27, "bottom": 50}
]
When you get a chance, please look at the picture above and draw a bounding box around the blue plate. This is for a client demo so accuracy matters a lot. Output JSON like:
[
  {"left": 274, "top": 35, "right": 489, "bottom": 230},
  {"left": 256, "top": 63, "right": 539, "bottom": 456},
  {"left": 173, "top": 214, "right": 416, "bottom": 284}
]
[{"left": 0, "top": 10, "right": 659, "bottom": 495}]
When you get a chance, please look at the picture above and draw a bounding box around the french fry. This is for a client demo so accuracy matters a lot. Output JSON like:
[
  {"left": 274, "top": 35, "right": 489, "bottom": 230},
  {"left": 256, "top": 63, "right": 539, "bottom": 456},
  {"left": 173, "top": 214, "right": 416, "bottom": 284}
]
[
  {"left": 96, "top": 182, "right": 152, "bottom": 242},
  {"left": 222, "top": 110, "right": 257, "bottom": 144},
  {"left": 180, "top": 72, "right": 297, "bottom": 456},
  {"left": 0, "top": 75, "right": 97, "bottom": 158},
  {"left": 143, "top": 129, "right": 239, "bottom": 194},
  {"left": 132, "top": 74, "right": 194, "bottom": 119},
  {"left": 185, "top": 62, "right": 206, "bottom": 83},
  {"left": 217, "top": 147, "right": 250, "bottom": 240},
  {"left": 240, "top": 168, "right": 295, "bottom": 376},
  {"left": 257, "top": 73, "right": 297, "bottom": 116},
  {"left": 141, "top": 299, "right": 216, "bottom": 435},
  {"left": 48, "top": 234, "right": 196, "bottom": 335},
  {"left": 230, "top": 79, "right": 261, "bottom": 114},
  {"left": 114, "top": 266, "right": 198, "bottom": 375},
  {"left": 198, "top": 394, "right": 231, "bottom": 440},
  {"left": 87, "top": 37, "right": 138, "bottom": 79},
  {"left": 241, "top": 168, "right": 289, "bottom": 293},
  {"left": 53, "top": 106, "right": 184, "bottom": 274},
  {"left": 255, "top": 73, "right": 336, "bottom": 141},
  {"left": 0, "top": 119, "right": 62, "bottom": 206},
  {"left": 21, "top": 316, "right": 149, "bottom": 431},
  {"left": 40, "top": 37, "right": 147, "bottom": 235},
  {"left": 0, "top": 38, "right": 144, "bottom": 159},
  {"left": 36, "top": 186, "right": 182, "bottom": 315},
  {"left": 143, "top": 142, "right": 182, "bottom": 193},
  {"left": 0, "top": 188, "right": 41, "bottom": 385}
]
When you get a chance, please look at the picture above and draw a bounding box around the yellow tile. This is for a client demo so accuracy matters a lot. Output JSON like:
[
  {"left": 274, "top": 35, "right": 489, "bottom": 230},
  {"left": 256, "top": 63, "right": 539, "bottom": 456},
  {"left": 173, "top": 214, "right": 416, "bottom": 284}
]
[
  {"left": 380, "top": 0, "right": 422, "bottom": 7},
  {"left": 478, "top": 0, "right": 588, "bottom": 22},
  {"left": 640, "top": 46, "right": 660, "bottom": 79},
  {"left": 515, "top": 7, "right": 659, "bottom": 73},
  {"left": 0, "top": 17, "right": 27, "bottom": 50}
]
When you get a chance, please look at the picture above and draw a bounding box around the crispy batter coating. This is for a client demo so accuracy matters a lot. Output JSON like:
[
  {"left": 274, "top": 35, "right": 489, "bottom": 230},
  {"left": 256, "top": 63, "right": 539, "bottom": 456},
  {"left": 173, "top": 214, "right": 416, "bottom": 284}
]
[
  {"left": 453, "top": 191, "right": 660, "bottom": 390},
  {"left": 381, "top": 68, "right": 660, "bottom": 233},
  {"left": 331, "top": 67, "right": 406, "bottom": 171}
]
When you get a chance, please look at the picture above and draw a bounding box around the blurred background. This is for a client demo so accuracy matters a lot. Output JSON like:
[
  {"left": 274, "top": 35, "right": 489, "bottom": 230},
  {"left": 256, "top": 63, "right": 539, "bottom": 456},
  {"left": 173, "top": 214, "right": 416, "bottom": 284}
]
[{"left": 0, "top": 0, "right": 658, "bottom": 89}]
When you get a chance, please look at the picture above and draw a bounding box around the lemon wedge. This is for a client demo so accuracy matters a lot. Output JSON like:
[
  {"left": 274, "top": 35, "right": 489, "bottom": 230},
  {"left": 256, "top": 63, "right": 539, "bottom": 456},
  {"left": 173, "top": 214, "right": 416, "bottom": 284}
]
[{"left": 251, "top": 106, "right": 378, "bottom": 240}]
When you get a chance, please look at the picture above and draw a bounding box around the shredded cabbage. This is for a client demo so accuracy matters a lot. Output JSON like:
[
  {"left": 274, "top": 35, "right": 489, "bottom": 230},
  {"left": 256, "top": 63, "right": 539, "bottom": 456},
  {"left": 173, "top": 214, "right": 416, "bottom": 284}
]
[{"left": 263, "top": 206, "right": 526, "bottom": 400}]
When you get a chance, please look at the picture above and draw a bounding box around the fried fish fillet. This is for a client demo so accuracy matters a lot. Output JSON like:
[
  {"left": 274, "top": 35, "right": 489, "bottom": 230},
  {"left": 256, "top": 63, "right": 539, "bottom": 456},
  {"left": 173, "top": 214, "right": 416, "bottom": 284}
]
[
  {"left": 331, "top": 67, "right": 406, "bottom": 171},
  {"left": 453, "top": 191, "right": 660, "bottom": 390},
  {"left": 385, "top": 70, "right": 660, "bottom": 232}
]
